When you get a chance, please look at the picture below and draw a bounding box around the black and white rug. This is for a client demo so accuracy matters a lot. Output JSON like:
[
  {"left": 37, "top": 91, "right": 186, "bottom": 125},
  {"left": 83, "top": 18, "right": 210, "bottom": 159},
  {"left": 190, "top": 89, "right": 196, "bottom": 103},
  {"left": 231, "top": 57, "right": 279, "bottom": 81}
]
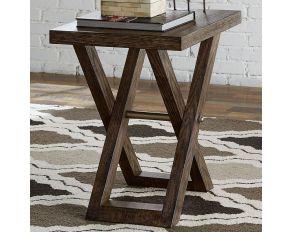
[{"left": 30, "top": 104, "right": 262, "bottom": 232}]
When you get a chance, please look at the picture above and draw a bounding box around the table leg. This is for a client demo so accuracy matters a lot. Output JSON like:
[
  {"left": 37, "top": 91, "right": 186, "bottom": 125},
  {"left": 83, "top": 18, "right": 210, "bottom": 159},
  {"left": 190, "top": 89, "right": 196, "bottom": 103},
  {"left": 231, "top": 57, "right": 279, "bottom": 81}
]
[
  {"left": 162, "top": 34, "right": 220, "bottom": 226},
  {"left": 142, "top": 35, "right": 219, "bottom": 194},
  {"left": 74, "top": 34, "right": 220, "bottom": 227},
  {"left": 85, "top": 48, "right": 145, "bottom": 216},
  {"left": 73, "top": 45, "right": 142, "bottom": 184}
]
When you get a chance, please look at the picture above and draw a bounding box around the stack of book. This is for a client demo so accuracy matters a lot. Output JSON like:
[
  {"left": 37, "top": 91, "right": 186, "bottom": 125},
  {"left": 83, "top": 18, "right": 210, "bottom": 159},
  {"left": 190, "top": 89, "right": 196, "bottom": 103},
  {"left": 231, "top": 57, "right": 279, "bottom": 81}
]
[
  {"left": 101, "top": 0, "right": 166, "bottom": 18},
  {"left": 76, "top": 10, "right": 195, "bottom": 32}
]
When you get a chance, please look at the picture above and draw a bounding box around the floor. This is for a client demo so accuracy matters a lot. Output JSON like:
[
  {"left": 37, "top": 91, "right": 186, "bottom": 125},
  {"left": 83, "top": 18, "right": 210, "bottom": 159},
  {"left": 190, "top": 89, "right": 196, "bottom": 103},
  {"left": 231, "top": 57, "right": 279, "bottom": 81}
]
[{"left": 30, "top": 73, "right": 262, "bottom": 121}]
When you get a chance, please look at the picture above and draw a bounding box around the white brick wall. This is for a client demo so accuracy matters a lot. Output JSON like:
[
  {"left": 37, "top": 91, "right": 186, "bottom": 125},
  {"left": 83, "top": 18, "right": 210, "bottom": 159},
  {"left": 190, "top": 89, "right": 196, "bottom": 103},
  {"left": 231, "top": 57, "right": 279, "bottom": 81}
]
[{"left": 30, "top": 0, "right": 262, "bottom": 87}]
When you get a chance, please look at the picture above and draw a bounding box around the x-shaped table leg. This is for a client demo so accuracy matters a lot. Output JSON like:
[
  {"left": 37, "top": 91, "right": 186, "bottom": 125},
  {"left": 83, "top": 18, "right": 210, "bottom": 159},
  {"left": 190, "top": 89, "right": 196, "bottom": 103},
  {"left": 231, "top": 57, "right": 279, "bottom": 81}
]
[
  {"left": 124, "top": 36, "right": 220, "bottom": 195},
  {"left": 151, "top": 35, "right": 220, "bottom": 225},
  {"left": 73, "top": 45, "right": 143, "bottom": 184},
  {"left": 74, "top": 34, "right": 220, "bottom": 227}
]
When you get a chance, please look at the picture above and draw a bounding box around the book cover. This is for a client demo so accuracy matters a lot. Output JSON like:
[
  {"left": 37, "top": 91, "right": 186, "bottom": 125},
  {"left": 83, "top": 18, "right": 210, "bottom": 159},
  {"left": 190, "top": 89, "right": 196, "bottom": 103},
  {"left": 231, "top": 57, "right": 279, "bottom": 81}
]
[{"left": 76, "top": 10, "right": 195, "bottom": 31}]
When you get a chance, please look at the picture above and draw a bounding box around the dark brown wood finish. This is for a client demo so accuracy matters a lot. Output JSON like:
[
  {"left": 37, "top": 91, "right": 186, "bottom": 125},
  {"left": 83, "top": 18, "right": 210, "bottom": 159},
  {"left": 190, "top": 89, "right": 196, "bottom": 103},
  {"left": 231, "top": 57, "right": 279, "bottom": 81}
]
[
  {"left": 147, "top": 49, "right": 185, "bottom": 136},
  {"left": 188, "top": 35, "right": 221, "bottom": 192},
  {"left": 50, "top": 10, "right": 241, "bottom": 50},
  {"left": 86, "top": 48, "right": 145, "bottom": 213},
  {"left": 162, "top": 35, "right": 220, "bottom": 226},
  {"left": 126, "top": 110, "right": 170, "bottom": 121},
  {"left": 144, "top": 48, "right": 213, "bottom": 193},
  {"left": 89, "top": 201, "right": 165, "bottom": 227},
  {"left": 49, "top": 10, "right": 241, "bottom": 228},
  {"left": 73, "top": 45, "right": 142, "bottom": 183}
]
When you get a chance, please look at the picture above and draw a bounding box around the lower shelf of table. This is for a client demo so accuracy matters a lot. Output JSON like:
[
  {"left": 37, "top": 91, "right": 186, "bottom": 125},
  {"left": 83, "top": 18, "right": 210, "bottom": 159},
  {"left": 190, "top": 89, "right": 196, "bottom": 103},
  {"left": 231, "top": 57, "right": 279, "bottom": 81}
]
[
  {"left": 86, "top": 199, "right": 171, "bottom": 227},
  {"left": 127, "top": 171, "right": 209, "bottom": 192}
]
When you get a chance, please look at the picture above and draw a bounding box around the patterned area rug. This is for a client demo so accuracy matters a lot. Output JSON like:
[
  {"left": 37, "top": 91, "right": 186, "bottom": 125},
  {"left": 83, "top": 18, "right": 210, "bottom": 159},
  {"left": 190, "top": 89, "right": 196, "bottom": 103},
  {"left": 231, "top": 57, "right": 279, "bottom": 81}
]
[{"left": 30, "top": 104, "right": 262, "bottom": 232}]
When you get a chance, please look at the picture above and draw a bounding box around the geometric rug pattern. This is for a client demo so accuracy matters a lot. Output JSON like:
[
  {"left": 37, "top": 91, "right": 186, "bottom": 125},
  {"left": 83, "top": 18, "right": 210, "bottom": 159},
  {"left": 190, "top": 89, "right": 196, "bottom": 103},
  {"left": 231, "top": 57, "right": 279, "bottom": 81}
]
[{"left": 30, "top": 104, "right": 262, "bottom": 232}]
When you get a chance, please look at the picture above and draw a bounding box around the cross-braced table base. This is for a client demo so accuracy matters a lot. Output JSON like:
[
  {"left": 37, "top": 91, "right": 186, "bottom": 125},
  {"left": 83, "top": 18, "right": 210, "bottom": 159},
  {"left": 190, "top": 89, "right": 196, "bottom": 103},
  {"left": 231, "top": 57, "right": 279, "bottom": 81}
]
[{"left": 73, "top": 34, "right": 220, "bottom": 228}]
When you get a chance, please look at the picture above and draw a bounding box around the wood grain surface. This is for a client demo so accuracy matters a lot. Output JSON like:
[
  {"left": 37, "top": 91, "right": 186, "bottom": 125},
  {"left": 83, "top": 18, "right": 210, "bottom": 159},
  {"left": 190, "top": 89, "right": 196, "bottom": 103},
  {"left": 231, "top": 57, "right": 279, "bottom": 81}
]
[
  {"left": 47, "top": 10, "right": 244, "bottom": 227},
  {"left": 73, "top": 45, "right": 142, "bottom": 185},
  {"left": 86, "top": 48, "right": 145, "bottom": 214},
  {"left": 50, "top": 10, "right": 241, "bottom": 50}
]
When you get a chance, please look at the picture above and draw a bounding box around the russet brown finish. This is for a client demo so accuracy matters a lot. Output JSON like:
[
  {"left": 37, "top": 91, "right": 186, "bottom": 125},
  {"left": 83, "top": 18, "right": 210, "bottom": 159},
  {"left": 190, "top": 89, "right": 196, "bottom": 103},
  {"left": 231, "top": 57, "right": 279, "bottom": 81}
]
[
  {"left": 162, "top": 35, "right": 220, "bottom": 225},
  {"left": 50, "top": 9, "right": 241, "bottom": 228},
  {"left": 50, "top": 10, "right": 241, "bottom": 51},
  {"left": 86, "top": 48, "right": 145, "bottom": 210},
  {"left": 73, "top": 45, "right": 142, "bottom": 183},
  {"left": 126, "top": 110, "right": 170, "bottom": 121}
]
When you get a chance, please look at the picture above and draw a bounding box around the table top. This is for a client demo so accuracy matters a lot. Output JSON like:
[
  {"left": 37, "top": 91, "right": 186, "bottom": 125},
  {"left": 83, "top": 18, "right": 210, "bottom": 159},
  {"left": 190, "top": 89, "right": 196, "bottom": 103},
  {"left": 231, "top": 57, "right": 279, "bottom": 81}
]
[{"left": 50, "top": 10, "right": 241, "bottom": 51}]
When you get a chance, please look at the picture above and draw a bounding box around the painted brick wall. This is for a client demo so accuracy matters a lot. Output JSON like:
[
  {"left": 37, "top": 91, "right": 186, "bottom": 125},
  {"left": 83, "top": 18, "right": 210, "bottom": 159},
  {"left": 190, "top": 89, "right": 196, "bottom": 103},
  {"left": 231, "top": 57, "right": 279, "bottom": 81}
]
[{"left": 30, "top": 0, "right": 262, "bottom": 86}]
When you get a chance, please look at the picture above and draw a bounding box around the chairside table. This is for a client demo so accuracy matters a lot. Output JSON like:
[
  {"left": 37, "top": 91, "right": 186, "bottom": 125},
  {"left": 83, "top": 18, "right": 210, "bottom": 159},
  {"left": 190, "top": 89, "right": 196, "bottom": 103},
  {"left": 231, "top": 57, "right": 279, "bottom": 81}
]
[{"left": 50, "top": 10, "right": 241, "bottom": 228}]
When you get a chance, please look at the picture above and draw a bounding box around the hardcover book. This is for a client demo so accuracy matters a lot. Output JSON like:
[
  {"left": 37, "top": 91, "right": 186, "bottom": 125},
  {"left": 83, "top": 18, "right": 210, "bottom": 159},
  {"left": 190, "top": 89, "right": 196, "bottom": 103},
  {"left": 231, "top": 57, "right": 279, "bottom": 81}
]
[{"left": 76, "top": 10, "right": 195, "bottom": 32}]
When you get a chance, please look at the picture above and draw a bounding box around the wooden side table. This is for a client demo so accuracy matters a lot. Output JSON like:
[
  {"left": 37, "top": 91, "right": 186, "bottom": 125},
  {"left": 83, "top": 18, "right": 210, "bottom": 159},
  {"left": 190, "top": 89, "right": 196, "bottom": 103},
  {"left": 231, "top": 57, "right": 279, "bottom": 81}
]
[{"left": 50, "top": 10, "right": 241, "bottom": 227}]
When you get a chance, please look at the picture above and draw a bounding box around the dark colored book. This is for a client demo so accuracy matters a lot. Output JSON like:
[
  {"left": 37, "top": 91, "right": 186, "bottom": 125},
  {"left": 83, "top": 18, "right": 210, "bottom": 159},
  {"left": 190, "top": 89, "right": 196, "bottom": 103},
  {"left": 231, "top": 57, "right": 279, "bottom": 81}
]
[{"left": 76, "top": 11, "right": 195, "bottom": 32}]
